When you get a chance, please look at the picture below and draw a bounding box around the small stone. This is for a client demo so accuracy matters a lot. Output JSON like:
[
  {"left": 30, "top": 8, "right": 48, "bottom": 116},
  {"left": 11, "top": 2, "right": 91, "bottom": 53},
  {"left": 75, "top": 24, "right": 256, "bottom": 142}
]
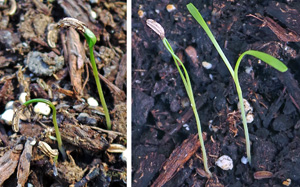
[
  {"left": 0, "top": 109, "right": 14, "bottom": 125},
  {"left": 202, "top": 61, "right": 213, "bottom": 69},
  {"left": 87, "top": 97, "right": 99, "bottom": 107},
  {"left": 216, "top": 155, "right": 233, "bottom": 170},
  {"left": 138, "top": 10, "right": 145, "bottom": 18},
  {"left": 245, "top": 66, "right": 253, "bottom": 74},
  {"left": 77, "top": 113, "right": 97, "bottom": 125},
  {"left": 5, "top": 101, "right": 14, "bottom": 110},
  {"left": 90, "top": 10, "right": 97, "bottom": 19},
  {"left": 183, "top": 124, "right": 190, "bottom": 131},
  {"left": 25, "top": 51, "right": 64, "bottom": 76},
  {"left": 19, "top": 92, "right": 28, "bottom": 104},
  {"left": 34, "top": 102, "right": 51, "bottom": 115},
  {"left": 241, "top": 156, "right": 248, "bottom": 164},
  {"left": 166, "top": 4, "right": 176, "bottom": 12}
]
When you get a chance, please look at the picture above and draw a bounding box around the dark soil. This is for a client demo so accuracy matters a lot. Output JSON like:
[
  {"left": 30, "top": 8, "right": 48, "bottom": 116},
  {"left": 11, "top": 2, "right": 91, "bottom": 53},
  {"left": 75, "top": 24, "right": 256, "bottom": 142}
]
[
  {"left": 0, "top": 0, "right": 126, "bottom": 186},
  {"left": 132, "top": 0, "right": 300, "bottom": 186}
]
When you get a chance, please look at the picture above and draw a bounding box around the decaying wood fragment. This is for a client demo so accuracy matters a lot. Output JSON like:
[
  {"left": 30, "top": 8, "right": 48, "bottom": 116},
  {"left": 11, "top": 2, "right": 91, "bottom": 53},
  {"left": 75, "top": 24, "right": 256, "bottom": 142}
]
[
  {"left": 98, "top": 71, "right": 126, "bottom": 103},
  {"left": 59, "top": 123, "right": 109, "bottom": 152},
  {"left": 266, "top": 1, "right": 300, "bottom": 33},
  {"left": 17, "top": 138, "right": 34, "bottom": 187},
  {"left": 277, "top": 71, "right": 300, "bottom": 112},
  {"left": 115, "top": 54, "right": 127, "bottom": 90},
  {"left": 0, "top": 144, "right": 23, "bottom": 185},
  {"left": 151, "top": 134, "right": 206, "bottom": 187},
  {"left": 248, "top": 14, "right": 300, "bottom": 42},
  {"left": 65, "top": 27, "right": 85, "bottom": 96}
]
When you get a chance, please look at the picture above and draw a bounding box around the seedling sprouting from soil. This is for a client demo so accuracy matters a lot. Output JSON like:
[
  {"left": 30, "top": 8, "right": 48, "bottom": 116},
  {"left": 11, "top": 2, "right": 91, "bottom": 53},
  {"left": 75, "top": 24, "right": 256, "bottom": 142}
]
[
  {"left": 57, "top": 18, "right": 111, "bottom": 130},
  {"left": 23, "top": 98, "right": 67, "bottom": 160},
  {"left": 147, "top": 19, "right": 212, "bottom": 177},
  {"left": 187, "top": 3, "right": 288, "bottom": 164}
]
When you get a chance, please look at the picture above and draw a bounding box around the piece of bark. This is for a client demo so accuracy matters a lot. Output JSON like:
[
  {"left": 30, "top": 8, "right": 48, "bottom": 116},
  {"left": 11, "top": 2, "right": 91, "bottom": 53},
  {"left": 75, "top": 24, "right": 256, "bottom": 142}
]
[
  {"left": 0, "top": 144, "right": 23, "bottom": 185},
  {"left": 17, "top": 138, "right": 34, "bottom": 187},
  {"left": 151, "top": 134, "right": 205, "bottom": 187},
  {"left": 277, "top": 71, "right": 300, "bottom": 112},
  {"left": 266, "top": 1, "right": 300, "bottom": 34},
  {"left": 59, "top": 123, "right": 109, "bottom": 152},
  {"left": 0, "top": 79, "right": 14, "bottom": 105},
  {"left": 115, "top": 53, "right": 127, "bottom": 91},
  {"left": 66, "top": 27, "right": 85, "bottom": 96},
  {"left": 262, "top": 90, "right": 285, "bottom": 128}
]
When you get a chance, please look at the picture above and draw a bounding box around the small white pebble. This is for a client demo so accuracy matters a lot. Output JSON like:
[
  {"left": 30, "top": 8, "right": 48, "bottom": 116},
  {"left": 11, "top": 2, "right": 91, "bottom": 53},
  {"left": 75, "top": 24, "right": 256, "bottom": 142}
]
[
  {"left": 209, "top": 74, "right": 214, "bottom": 80},
  {"left": 34, "top": 102, "right": 51, "bottom": 115},
  {"left": 5, "top": 101, "right": 14, "bottom": 110},
  {"left": 245, "top": 66, "right": 253, "bottom": 74},
  {"left": 155, "top": 9, "right": 160, "bottom": 14},
  {"left": 90, "top": 10, "right": 97, "bottom": 19},
  {"left": 0, "top": 109, "right": 14, "bottom": 125},
  {"left": 183, "top": 124, "right": 190, "bottom": 131},
  {"left": 19, "top": 92, "right": 28, "bottom": 104},
  {"left": 246, "top": 113, "right": 254, "bottom": 123},
  {"left": 87, "top": 97, "right": 99, "bottom": 107},
  {"left": 166, "top": 4, "right": 176, "bottom": 12},
  {"left": 216, "top": 155, "right": 233, "bottom": 170},
  {"left": 121, "top": 149, "right": 128, "bottom": 162},
  {"left": 30, "top": 139, "right": 37, "bottom": 146},
  {"left": 202, "top": 61, "right": 213, "bottom": 69},
  {"left": 241, "top": 156, "right": 248, "bottom": 164}
]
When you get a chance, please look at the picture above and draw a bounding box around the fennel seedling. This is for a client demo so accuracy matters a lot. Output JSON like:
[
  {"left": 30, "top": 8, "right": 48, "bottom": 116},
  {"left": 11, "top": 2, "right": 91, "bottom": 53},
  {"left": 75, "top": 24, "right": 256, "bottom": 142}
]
[
  {"left": 187, "top": 3, "right": 288, "bottom": 164},
  {"left": 147, "top": 19, "right": 212, "bottom": 177},
  {"left": 23, "top": 98, "right": 67, "bottom": 160}
]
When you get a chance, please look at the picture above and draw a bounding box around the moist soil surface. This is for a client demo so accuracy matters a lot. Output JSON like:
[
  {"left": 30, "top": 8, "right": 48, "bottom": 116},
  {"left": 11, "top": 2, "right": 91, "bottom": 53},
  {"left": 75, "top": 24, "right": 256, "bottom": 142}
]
[
  {"left": 132, "top": 0, "right": 300, "bottom": 186},
  {"left": 0, "top": 0, "right": 126, "bottom": 186}
]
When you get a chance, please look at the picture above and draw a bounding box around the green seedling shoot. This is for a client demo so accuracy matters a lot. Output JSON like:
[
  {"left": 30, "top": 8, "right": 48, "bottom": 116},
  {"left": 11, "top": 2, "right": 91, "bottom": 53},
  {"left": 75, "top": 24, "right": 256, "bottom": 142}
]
[
  {"left": 23, "top": 98, "right": 67, "bottom": 160},
  {"left": 187, "top": 3, "right": 288, "bottom": 164},
  {"left": 147, "top": 19, "right": 212, "bottom": 177},
  {"left": 58, "top": 18, "right": 111, "bottom": 130}
]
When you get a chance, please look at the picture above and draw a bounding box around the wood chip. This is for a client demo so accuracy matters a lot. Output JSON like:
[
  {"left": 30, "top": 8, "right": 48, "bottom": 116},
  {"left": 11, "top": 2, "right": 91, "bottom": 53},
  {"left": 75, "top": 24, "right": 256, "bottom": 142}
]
[
  {"left": 151, "top": 134, "right": 206, "bottom": 187},
  {"left": 0, "top": 144, "right": 23, "bottom": 185},
  {"left": 17, "top": 138, "right": 34, "bottom": 187}
]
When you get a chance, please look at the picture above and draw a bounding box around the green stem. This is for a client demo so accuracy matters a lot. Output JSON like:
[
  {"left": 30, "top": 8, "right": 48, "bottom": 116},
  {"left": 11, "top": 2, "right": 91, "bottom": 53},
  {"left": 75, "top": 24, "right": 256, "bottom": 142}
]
[
  {"left": 89, "top": 46, "right": 111, "bottom": 130},
  {"left": 23, "top": 99, "right": 67, "bottom": 160},
  {"left": 83, "top": 26, "right": 111, "bottom": 130},
  {"left": 232, "top": 78, "right": 251, "bottom": 164},
  {"left": 163, "top": 38, "right": 212, "bottom": 177}
]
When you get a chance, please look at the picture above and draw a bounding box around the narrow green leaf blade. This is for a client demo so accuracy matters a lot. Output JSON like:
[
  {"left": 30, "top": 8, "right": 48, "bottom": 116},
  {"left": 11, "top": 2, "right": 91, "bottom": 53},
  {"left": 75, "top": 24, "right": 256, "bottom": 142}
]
[{"left": 244, "top": 50, "right": 288, "bottom": 72}]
